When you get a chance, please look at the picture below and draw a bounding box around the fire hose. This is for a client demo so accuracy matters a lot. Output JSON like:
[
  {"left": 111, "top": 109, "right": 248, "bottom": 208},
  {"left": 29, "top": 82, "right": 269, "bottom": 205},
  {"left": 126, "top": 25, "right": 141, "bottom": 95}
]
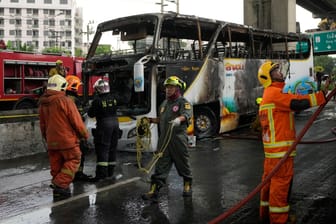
[
  {"left": 208, "top": 87, "right": 336, "bottom": 224},
  {"left": 136, "top": 117, "right": 175, "bottom": 174}
]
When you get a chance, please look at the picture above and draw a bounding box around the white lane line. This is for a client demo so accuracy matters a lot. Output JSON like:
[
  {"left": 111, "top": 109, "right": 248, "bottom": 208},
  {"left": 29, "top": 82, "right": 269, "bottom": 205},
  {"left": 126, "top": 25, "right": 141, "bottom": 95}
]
[{"left": 1, "top": 177, "right": 141, "bottom": 223}]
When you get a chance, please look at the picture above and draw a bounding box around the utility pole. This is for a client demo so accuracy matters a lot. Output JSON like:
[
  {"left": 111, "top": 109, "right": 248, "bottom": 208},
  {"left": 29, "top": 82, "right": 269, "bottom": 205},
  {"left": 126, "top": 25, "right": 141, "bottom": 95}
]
[
  {"left": 81, "top": 20, "right": 94, "bottom": 52},
  {"left": 156, "top": 0, "right": 168, "bottom": 13},
  {"left": 156, "top": 0, "right": 180, "bottom": 14},
  {"left": 166, "top": 0, "right": 179, "bottom": 14}
]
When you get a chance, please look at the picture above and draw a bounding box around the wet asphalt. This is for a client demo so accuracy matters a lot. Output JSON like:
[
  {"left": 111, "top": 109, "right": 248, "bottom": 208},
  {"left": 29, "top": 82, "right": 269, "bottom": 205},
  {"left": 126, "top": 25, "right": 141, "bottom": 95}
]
[{"left": 0, "top": 101, "right": 336, "bottom": 224}]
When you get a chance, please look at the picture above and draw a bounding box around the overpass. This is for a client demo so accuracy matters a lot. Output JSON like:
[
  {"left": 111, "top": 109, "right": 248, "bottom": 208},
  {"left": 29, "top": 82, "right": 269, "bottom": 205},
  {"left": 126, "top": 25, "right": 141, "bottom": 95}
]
[
  {"left": 244, "top": 0, "right": 336, "bottom": 55},
  {"left": 296, "top": 0, "right": 336, "bottom": 20}
]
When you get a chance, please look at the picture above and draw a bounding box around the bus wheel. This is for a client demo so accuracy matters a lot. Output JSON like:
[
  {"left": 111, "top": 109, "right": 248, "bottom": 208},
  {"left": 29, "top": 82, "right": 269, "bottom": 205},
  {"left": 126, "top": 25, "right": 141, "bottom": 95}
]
[
  {"left": 13, "top": 97, "right": 37, "bottom": 110},
  {"left": 194, "top": 107, "right": 218, "bottom": 139}
]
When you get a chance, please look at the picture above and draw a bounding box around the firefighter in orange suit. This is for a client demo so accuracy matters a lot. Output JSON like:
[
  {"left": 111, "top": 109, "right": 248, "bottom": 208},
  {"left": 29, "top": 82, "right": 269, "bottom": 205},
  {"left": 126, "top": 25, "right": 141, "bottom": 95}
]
[
  {"left": 257, "top": 61, "right": 327, "bottom": 224},
  {"left": 39, "top": 74, "right": 89, "bottom": 199}
]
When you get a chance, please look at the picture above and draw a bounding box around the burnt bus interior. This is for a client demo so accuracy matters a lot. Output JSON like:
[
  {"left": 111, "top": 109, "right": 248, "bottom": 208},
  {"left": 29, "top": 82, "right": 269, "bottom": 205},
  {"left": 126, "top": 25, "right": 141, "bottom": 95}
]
[{"left": 82, "top": 13, "right": 311, "bottom": 117}]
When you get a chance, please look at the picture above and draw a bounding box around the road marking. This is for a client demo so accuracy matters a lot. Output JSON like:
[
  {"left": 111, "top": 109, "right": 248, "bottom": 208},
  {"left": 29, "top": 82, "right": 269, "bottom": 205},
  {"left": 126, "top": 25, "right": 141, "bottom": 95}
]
[
  {"left": 52, "top": 176, "right": 141, "bottom": 207},
  {"left": 1, "top": 177, "right": 141, "bottom": 223}
]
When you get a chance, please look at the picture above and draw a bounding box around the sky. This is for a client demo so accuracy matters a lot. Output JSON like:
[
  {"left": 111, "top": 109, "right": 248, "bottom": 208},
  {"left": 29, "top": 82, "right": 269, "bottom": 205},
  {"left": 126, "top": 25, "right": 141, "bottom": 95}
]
[{"left": 76, "top": 0, "right": 321, "bottom": 41}]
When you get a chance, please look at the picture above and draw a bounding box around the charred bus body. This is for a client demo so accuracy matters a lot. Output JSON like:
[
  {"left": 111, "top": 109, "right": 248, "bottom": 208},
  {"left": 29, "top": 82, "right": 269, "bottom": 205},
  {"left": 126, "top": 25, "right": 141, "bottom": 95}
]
[{"left": 82, "top": 13, "right": 315, "bottom": 151}]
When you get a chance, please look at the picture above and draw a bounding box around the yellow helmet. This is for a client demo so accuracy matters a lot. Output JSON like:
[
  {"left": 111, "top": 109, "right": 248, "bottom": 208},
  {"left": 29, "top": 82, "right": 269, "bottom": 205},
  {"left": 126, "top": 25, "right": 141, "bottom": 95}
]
[
  {"left": 47, "top": 74, "right": 67, "bottom": 91},
  {"left": 164, "top": 76, "right": 186, "bottom": 90},
  {"left": 258, "top": 61, "right": 279, "bottom": 88},
  {"left": 56, "top": 59, "right": 63, "bottom": 65},
  {"left": 65, "top": 75, "right": 82, "bottom": 92}
]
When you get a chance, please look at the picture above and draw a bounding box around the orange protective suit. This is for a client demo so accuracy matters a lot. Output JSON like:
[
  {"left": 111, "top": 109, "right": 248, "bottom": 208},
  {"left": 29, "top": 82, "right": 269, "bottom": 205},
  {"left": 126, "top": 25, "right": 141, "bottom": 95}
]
[
  {"left": 259, "top": 82, "right": 326, "bottom": 224},
  {"left": 39, "top": 89, "right": 89, "bottom": 189}
]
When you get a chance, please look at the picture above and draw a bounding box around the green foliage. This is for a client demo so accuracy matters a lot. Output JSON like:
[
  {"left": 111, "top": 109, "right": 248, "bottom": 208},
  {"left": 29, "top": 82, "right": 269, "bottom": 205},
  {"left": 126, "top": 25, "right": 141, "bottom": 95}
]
[
  {"left": 95, "top": 45, "right": 111, "bottom": 55},
  {"left": 75, "top": 48, "right": 83, "bottom": 57},
  {"left": 5, "top": 41, "right": 34, "bottom": 52},
  {"left": 42, "top": 47, "right": 63, "bottom": 54},
  {"left": 314, "top": 55, "right": 336, "bottom": 75}
]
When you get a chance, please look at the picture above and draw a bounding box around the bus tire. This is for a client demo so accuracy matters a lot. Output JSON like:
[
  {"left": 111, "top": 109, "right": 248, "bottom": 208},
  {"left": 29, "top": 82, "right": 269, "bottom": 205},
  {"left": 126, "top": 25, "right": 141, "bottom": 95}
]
[
  {"left": 13, "top": 97, "right": 37, "bottom": 110},
  {"left": 194, "top": 107, "right": 218, "bottom": 139}
]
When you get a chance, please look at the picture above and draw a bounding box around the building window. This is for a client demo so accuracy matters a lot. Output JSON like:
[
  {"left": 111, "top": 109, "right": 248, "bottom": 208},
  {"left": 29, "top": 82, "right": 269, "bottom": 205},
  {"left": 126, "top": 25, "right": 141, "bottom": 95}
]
[
  {"left": 16, "top": 30, "right": 22, "bottom": 37},
  {"left": 44, "top": 0, "right": 52, "bottom": 4},
  {"left": 32, "top": 30, "right": 39, "bottom": 37},
  {"left": 66, "top": 30, "right": 71, "bottom": 37},
  {"left": 26, "top": 30, "right": 32, "bottom": 36},
  {"left": 33, "top": 41, "right": 38, "bottom": 48},
  {"left": 65, "top": 10, "right": 71, "bottom": 16},
  {"left": 49, "top": 19, "right": 55, "bottom": 26},
  {"left": 0, "top": 8, "right": 4, "bottom": 16},
  {"left": 10, "top": 0, "right": 19, "bottom": 2},
  {"left": 27, "top": 19, "right": 32, "bottom": 25},
  {"left": 0, "top": 29, "right": 4, "bottom": 38},
  {"left": 60, "top": 0, "right": 68, "bottom": 4},
  {"left": 27, "top": 0, "right": 35, "bottom": 3},
  {"left": 33, "top": 19, "right": 39, "bottom": 27},
  {"left": 0, "top": 18, "right": 4, "bottom": 25},
  {"left": 15, "top": 19, "right": 22, "bottom": 25},
  {"left": 32, "top": 9, "right": 38, "bottom": 15},
  {"left": 27, "top": 8, "right": 32, "bottom": 14},
  {"left": 43, "top": 9, "right": 48, "bottom": 14},
  {"left": 11, "top": 30, "right": 22, "bottom": 37}
]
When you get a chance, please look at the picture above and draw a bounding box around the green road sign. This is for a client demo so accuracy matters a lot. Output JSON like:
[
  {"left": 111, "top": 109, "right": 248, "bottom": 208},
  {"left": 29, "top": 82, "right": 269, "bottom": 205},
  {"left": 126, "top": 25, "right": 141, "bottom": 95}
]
[{"left": 312, "top": 30, "right": 336, "bottom": 53}]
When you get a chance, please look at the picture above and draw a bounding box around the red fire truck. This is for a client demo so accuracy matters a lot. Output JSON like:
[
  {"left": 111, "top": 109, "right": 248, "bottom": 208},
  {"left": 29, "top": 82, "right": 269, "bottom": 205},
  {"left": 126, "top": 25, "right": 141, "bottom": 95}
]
[{"left": 0, "top": 50, "right": 84, "bottom": 110}]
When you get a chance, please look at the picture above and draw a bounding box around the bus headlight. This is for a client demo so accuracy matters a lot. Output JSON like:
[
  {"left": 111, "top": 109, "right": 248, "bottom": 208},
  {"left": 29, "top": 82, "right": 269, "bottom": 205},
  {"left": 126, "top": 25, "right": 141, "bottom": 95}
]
[{"left": 128, "top": 127, "right": 137, "bottom": 138}]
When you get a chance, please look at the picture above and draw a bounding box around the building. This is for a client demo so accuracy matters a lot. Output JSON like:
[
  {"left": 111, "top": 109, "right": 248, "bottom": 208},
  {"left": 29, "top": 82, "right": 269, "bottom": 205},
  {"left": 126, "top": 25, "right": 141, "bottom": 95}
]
[{"left": 0, "top": 0, "right": 83, "bottom": 55}]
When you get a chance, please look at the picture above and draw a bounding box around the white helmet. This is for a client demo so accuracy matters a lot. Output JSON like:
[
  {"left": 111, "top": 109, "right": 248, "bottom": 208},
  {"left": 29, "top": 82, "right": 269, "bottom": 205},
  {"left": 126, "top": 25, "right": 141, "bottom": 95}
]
[
  {"left": 94, "top": 78, "right": 110, "bottom": 94},
  {"left": 47, "top": 74, "right": 67, "bottom": 91}
]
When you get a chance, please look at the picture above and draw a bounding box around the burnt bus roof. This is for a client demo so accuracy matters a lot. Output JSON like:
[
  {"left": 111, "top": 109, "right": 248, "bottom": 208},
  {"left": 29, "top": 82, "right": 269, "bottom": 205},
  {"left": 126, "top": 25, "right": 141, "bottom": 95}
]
[{"left": 87, "top": 13, "right": 311, "bottom": 58}]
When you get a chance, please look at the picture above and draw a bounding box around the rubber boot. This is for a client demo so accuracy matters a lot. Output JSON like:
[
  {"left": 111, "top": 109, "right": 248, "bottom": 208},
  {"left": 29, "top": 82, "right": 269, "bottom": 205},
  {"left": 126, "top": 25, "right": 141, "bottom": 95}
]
[
  {"left": 50, "top": 184, "right": 71, "bottom": 200},
  {"left": 183, "top": 180, "right": 192, "bottom": 197},
  {"left": 74, "top": 171, "right": 92, "bottom": 181},
  {"left": 89, "top": 165, "right": 107, "bottom": 182},
  {"left": 107, "top": 165, "right": 115, "bottom": 178},
  {"left": 142, "top": 183, "right": 160, "bottom": 202}
]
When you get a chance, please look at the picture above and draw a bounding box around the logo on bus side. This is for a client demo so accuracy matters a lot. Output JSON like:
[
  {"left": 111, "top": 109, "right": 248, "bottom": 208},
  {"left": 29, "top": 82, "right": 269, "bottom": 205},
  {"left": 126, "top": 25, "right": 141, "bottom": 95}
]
[{"left": 224, "top": 63, "right": 245, "bottom": 71}]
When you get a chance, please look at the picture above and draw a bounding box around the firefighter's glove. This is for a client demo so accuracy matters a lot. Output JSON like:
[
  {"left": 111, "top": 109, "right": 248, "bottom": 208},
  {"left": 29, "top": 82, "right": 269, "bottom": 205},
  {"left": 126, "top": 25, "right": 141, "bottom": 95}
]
[{"left": 170, "top": 118, "right": 181, "bottom": 127}]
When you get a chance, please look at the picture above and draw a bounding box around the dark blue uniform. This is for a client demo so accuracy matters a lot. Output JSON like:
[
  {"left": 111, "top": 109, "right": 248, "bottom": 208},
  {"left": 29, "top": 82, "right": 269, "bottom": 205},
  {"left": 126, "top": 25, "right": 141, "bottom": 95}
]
[{"left": 88, "top": 93, "right": 119, "bottom": 179}]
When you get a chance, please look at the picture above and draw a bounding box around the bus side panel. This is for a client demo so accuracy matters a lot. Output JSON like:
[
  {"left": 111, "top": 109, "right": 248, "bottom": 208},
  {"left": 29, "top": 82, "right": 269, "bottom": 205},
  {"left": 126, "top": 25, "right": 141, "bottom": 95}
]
[
  {"left": 219, "top": 59, "right": 263, "bottom": 133},
  {"left": 283, "top": 58, "right": 316, "bottom": 94}
]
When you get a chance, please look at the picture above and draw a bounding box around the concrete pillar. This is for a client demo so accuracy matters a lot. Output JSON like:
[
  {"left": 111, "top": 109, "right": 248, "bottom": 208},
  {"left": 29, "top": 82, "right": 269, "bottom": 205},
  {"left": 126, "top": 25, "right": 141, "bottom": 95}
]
[
  {"left": 244, "top": 0, "right": 271, "bottom": 29},
  {"left": 244, "top": 0, "right": 296, "bottom": 33}
]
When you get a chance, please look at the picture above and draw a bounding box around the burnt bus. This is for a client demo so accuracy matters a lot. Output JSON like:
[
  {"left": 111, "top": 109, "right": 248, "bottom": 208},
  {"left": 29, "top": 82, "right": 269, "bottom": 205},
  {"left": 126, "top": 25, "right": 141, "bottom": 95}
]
[{"left": 82, "top": 13, "right": 315, "bottom": 152}]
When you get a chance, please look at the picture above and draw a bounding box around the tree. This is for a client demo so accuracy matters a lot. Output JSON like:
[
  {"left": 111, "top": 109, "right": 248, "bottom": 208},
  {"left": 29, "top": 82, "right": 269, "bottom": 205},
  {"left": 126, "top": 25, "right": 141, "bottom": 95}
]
[
  {"left": 314, "top": 55, "right": 336, "bottom": 75},
  {"left": 95, "top": 45, "right": 111, "bottom": 55}
]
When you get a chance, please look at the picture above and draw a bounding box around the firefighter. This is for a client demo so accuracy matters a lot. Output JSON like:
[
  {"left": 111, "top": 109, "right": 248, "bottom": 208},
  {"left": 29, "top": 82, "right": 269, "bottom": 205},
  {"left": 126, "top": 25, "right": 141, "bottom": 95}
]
[
  {"left": 87, "top": 79, "right": 119, "bottom": 182},
  {"left": 65, "top": 75, "right": 92, "bottom": 181},
  {"left": 142, "top": 76, "right": 193, "bottom": 201},
  {"left": 49, "top": 59, "right": 66, "bottom": 77},
  {"left": 257, "top": 61, "right": 327, "bottom": 224},
  {"left": 39, "top": 74, "right": 89, "bottom": 199}
]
